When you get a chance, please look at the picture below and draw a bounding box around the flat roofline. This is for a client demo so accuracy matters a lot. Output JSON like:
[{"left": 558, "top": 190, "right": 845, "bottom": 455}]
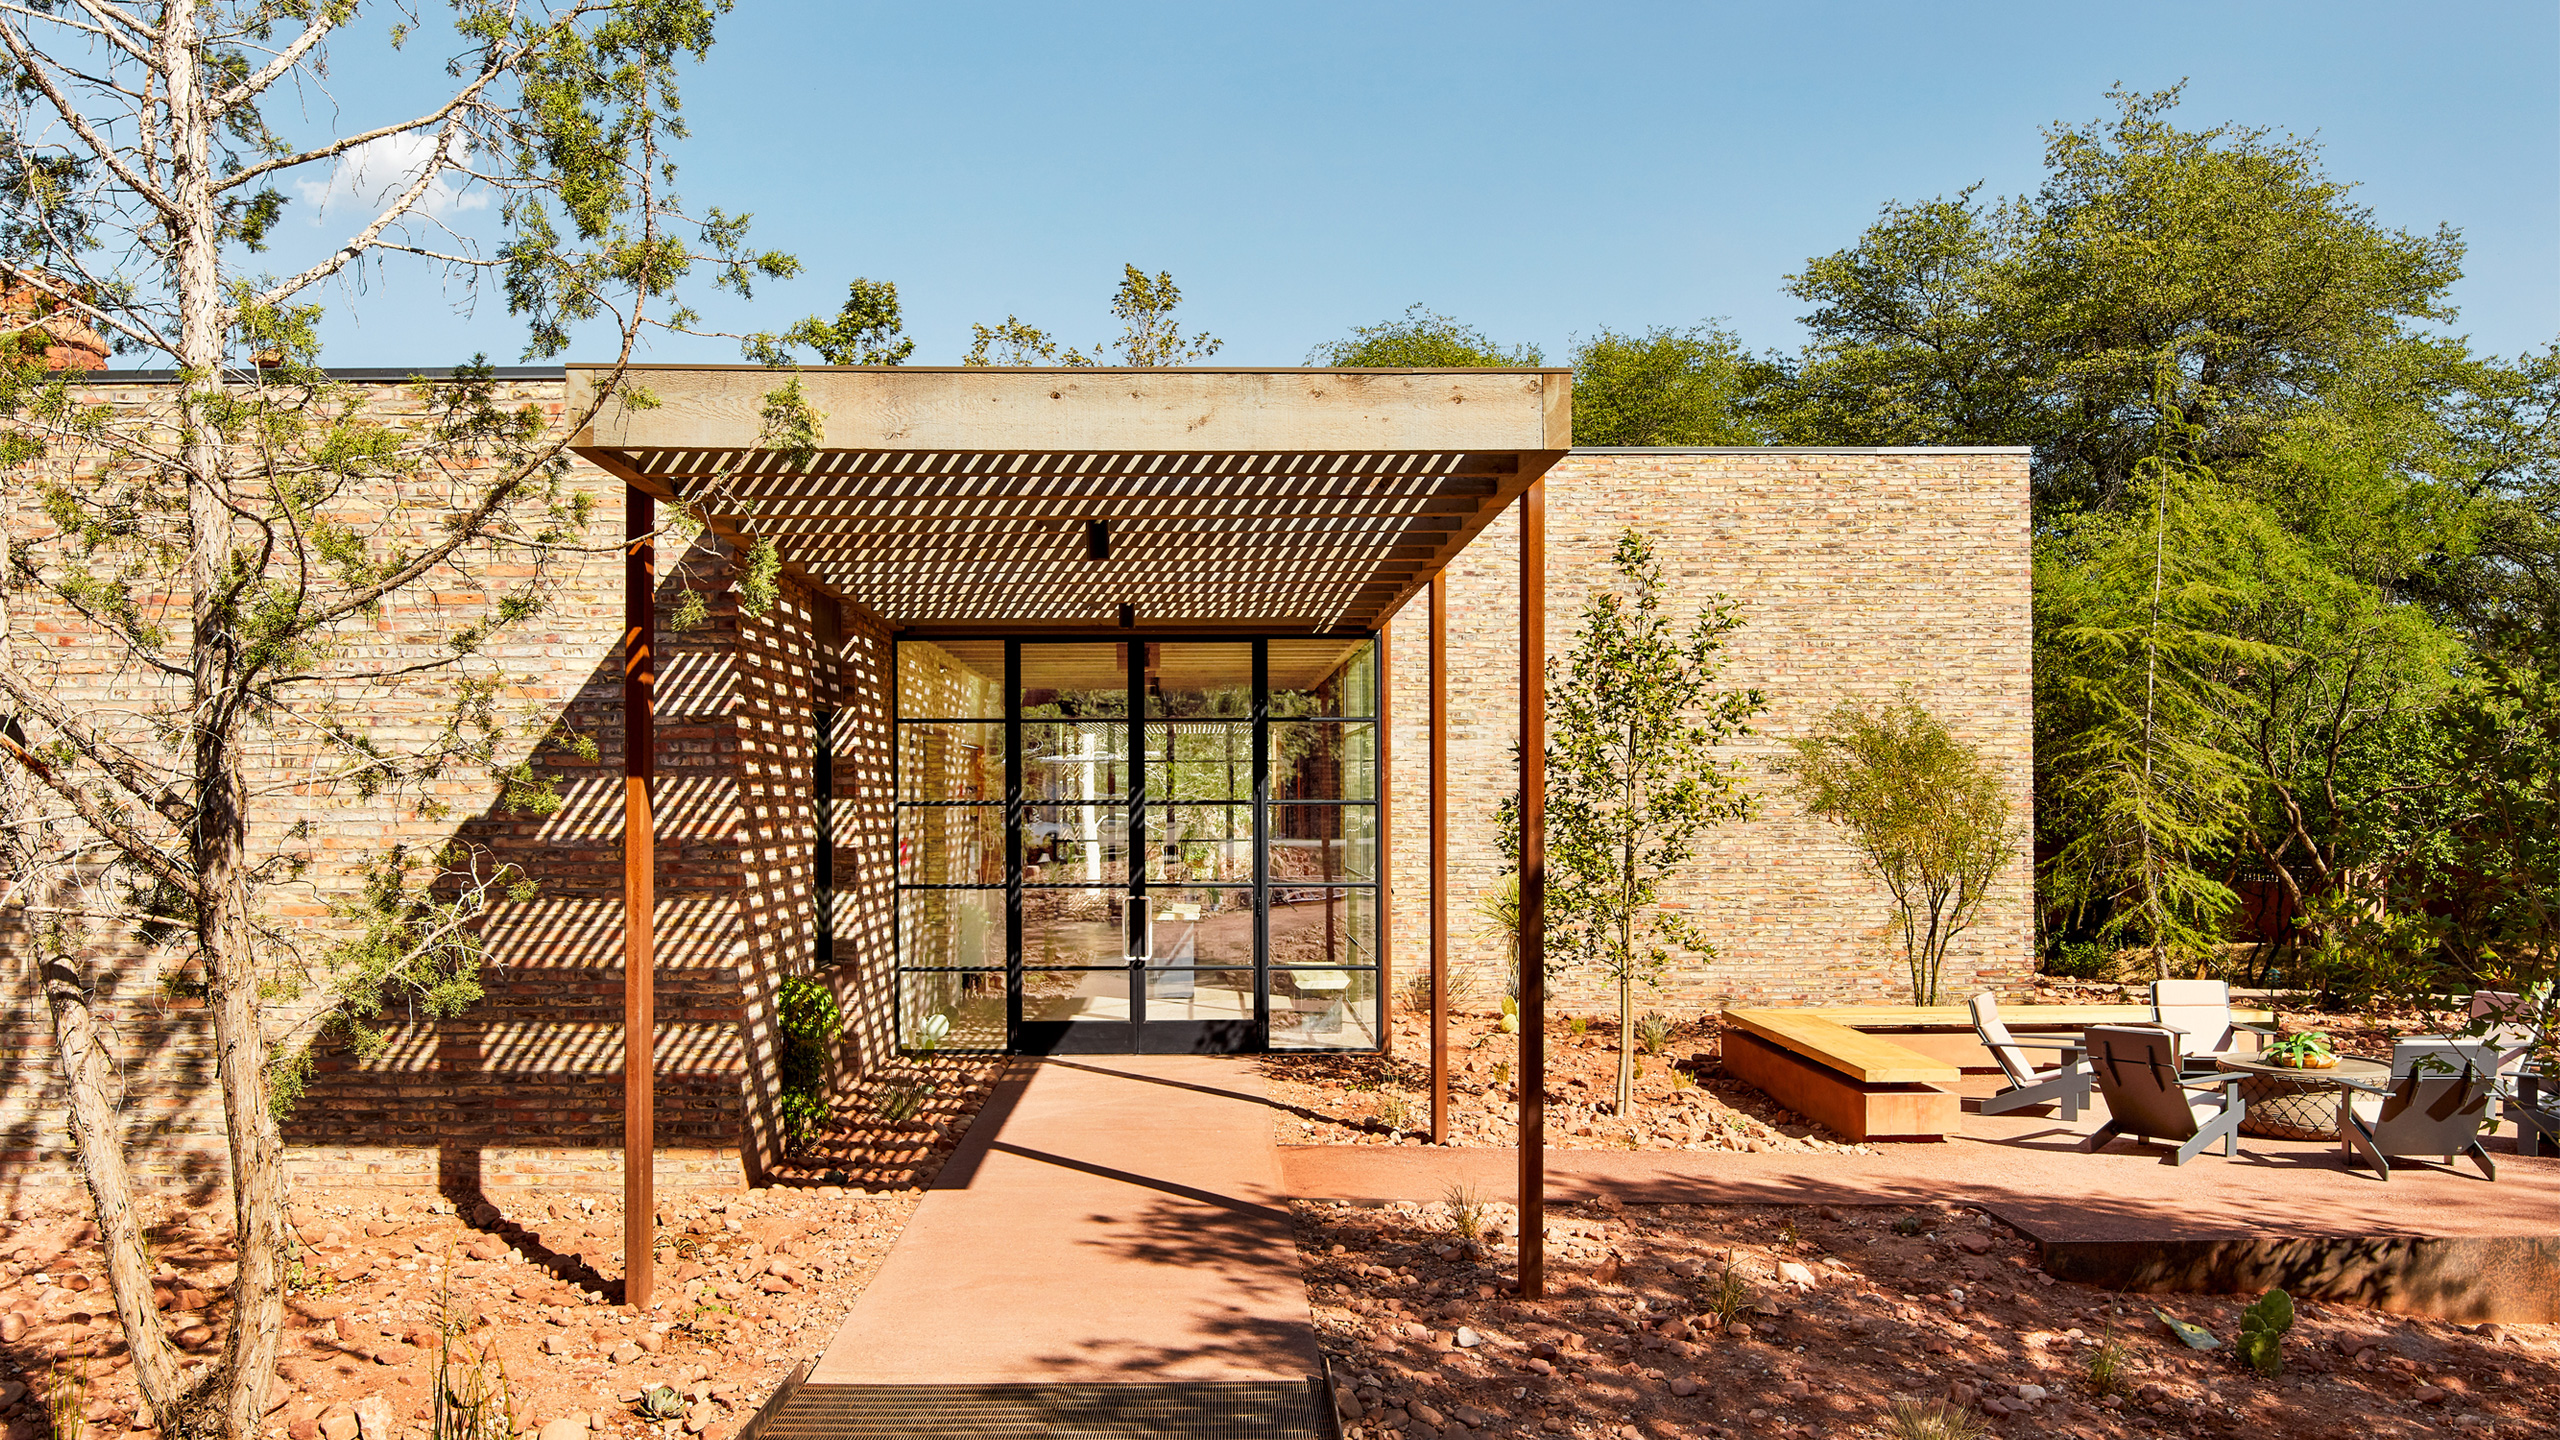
[
  {"left": 74, "top": 366, "right": 567, "bottom": 382},
  {"left": 564, "top": 362, "right": 1576, "bottom": 376},
  {"left": 1569, "top": 445, "right": 2032, "bottom": 455}
]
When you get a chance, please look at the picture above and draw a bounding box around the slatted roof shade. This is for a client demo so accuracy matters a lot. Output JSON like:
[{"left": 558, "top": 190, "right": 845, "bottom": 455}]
[{"left": 566, "top": 366, "right": 1571, "bottom": 633}]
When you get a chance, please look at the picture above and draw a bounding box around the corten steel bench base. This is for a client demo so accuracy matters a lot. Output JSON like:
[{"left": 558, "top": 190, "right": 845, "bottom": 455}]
[{"left": 1721, "top": 1011, "right": 1961, "bottom": 1141}]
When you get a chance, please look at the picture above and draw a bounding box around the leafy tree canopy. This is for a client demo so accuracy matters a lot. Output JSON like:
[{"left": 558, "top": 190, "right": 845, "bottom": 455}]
[
  {"left": 1569, "top": 323, "right": 1778, "bottom": 446},
  {"left": 965, "top": 264, "right": 1221, "bottom": 366},
  {"left": 1308, "top": 303, "right": 1541, "bottom": 368},
  {"left": 1779, "top": 83, "right": 2478, "bottom": 517},
  {"left": 769, "top": 277, "right": 915, "bottom": 365}
]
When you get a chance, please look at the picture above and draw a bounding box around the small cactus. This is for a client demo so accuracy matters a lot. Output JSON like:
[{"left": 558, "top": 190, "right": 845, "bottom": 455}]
[{"left": 2237, "top": 1288, "right": 2294, "bottom": 1377}]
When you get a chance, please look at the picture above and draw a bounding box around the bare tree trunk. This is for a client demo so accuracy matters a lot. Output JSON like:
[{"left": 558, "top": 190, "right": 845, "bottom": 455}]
[
  {"left": 45, "top": 960, "right": 192, "bottom": 1413},
  {"left": 168, "top": 7, "right": 290, "bottom": 1434}
]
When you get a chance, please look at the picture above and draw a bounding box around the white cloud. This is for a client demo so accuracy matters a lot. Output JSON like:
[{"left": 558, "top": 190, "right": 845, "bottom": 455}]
[{"left": 294, "top": 131, "right": 488, "bottom": 223}]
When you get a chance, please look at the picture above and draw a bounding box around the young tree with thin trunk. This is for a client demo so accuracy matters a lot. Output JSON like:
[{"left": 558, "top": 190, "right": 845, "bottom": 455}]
[
  {"left": 0, "top": 6, "right": 797, "bottom": 1438},
  {"left": 1784, "top": 696, "right": 2020, "bottom": 1005},
  {"left": 1508, "top": 530, "right": 1764, "bottom": 1119}
]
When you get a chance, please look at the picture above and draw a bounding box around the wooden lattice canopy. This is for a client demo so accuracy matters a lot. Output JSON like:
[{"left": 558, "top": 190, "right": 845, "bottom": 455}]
[{"left": 566, "top": 366, "right": 1570, "bottom": 632}]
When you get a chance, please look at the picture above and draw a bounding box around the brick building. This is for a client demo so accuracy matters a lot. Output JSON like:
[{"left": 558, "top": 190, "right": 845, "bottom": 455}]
[{"left": 0, "top": 366, "right": 2029, "bottom": 1203}]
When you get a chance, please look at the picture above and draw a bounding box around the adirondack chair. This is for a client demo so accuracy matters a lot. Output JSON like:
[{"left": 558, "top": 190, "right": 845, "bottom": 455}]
[
  {"left": 1968, "top": 992, "right": 2090, "bottom": 1119},
  {"left": 2465, "top": 991, "right": 2554, "bottom": 1158},
  {"left": 2082, "top": 1024, "right": 2247, "bottom": 1165},
  {"left": 2334, "top": 1040, "right": 2501, "bottom": 1182},
  {"left": 2150, "top": 979, "right": 2277, "bottom": 1073}
]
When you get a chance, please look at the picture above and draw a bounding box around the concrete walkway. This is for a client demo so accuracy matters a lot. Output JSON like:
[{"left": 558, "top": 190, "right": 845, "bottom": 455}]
[{"left": 807, "top": 1055, "right": 1321, "bottom": 1387}]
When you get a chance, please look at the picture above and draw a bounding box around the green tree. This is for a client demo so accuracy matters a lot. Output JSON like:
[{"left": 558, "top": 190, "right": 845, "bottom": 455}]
[
  {"left": 1308, "top": 303, "right": 1541, "bottom": 367},
  {"left": 0, "top": 5, "right": 794, "bottom": 1437},
  {"left": 1515, "top": 530, "right": 1763, "bottom": 1117},
  {"left": 964, "top": 263, "right": 1222, "bottom": 366},
  {"left": 1570, "top": 323, "right": 1777, "bottom": 446},
  {"left": 1782, "top": 84, "right": 2469, "bottom": 516},
  {"left": 1784, "top": 696, "right": 2020, "bottom": 1005},
  {"left": 777, "top": 277, "right": 916, "bottom": 365},
  {"left": 2036, "top": 429, "right": 2293, "bottom": 975}
]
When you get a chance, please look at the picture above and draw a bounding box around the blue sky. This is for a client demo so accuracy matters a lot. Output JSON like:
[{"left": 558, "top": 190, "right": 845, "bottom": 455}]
[{"left": 292, "top": 1, "right": 2560, "bottom": 369}]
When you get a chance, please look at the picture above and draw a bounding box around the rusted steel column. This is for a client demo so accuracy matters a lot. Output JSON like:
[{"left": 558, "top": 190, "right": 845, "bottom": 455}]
[
  {"left": 1378, "top": 617, "right": 1392, "bottom": 1058},
  {"left": 1517, "top": 481, "right": 1546, "bottom": 1300},
  {"left": 623, "top": 487, "right": 657, "bottom": 1310},
  {"left": 1429, "top": 572, "right": 1449, "bottom": 1145}
]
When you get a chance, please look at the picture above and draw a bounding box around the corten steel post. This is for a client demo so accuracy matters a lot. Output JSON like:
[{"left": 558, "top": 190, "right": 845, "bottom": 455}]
[
  {"left": 1516, "top": 482, "right": 1546, "bottom": 1299},
  {"left": 623, "top": 487, "right": 656, "bottom": 1310},
  {"left": 1378, "top": 617, "right": 1392, "bottom": 1057},
  {"left": 1429, "top": 572, "right": 1449, "bottom": 1145}
]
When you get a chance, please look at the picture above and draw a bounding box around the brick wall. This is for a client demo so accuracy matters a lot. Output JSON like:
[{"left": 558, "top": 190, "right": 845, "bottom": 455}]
[
  {"left": 1384, "top": 448, "right": 2036, "bottom": 1015},
  {"left": 0, "top": 376, "right": 897, "bottom": 1204}
]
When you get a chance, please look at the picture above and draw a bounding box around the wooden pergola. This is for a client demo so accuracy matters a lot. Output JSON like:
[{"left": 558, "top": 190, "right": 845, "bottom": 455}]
[{"left": 565, "top": 365, "right": 1568, "bottom": 1303}]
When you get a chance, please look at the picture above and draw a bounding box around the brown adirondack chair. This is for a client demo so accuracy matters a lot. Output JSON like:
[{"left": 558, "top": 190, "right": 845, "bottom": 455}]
[{"left": 2083, "top": 1024, "right": 2247, "bottom": 1166}]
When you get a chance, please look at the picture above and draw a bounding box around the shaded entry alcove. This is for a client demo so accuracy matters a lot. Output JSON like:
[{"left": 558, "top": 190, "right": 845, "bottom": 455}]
[
  {"left": 895, "top": 634, "right": 1383, "bottom": 1055},
  {"left": 565, "top": 363, "right": 1571, "bottom": 1302}
]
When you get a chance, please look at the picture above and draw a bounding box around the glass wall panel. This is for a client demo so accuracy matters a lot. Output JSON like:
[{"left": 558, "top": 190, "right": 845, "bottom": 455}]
[
  {"left": 1022, "top": 886, "right": 1127, "bottom": 968},
  {"left": 1267, "top": 967, "right": 1378, "bottom": 1050},
  {"left": 1268, "top": 804, "right": 1376, "bottom": 885},
  {"left": 1021, "top": 968, "right": 1131, "bottom": 1025},
  {"left": 897, "top": 805, "right": 1002, "bottom": 886},
  {"left": 898, "top": 721, "right": 1000, "bottom": 802},
  {"left": 1146, "top": 886, "right": 1256, "bottom": 968},
  {"left": 899, "top": 639, "right": 1004, "bottom": 718},
  {"left": 1269, "top": 886, "right": 1377, "bottom": 968},
  {"left": 1145, "top": 721, "right": 1253, "bottom": 801},
  {"left": 1022, "top": 721, "right": 1128, "bottom": 803},
  {"left": 1268, "top": 637, "right": 1374, "bottom": 716},
  {"left": 1020, "top": 643, "right": 1129, "bottom": 717},
  {"left": 900, "top": 969, "right": 1006, "bottom": 1050},
  {"left": 1145, "top": 642, "right": 1254, "bottom": 718},
  {"left": 898, "top": 889, "right": 1003, "bottom": 969},
  {"left": 1149, "top": 804, "right": 1254, "bottom": 882},
  {"left": 1145, "top": 968, "right": 1257, "bottom": 1023},
  {"left": 1019, "top": 806, "right": 1128, "bottom": 886},
  {"left": 1270, "top": 721, "right": 1375, "bottom": 801}
]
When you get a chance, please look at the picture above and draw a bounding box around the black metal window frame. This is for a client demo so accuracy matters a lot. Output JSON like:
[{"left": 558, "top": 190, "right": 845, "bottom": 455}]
[{"left": 889, "top": 633, "right": 1380, "bottom": 1055}]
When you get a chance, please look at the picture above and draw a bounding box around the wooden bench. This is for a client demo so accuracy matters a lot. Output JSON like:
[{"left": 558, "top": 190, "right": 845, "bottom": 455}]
[
  {"left": 1720, "top": 1003, "right": 2281, "bottom": 1142},
  {"left": 1721, "top": 1009, "right": 1963, "bottom": 1141}
]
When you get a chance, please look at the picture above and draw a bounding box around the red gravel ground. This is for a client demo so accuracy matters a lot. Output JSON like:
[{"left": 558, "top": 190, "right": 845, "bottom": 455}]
[
  {"left": 0, "top": 1053, "right": 1003, "bottom": 1440},
  {"left": 1302, "top": 1194, "right": 2560, "bottom": 1440},
  {"left": 1263, "top": 1010, "right": 1872, "bottom": 1155}
]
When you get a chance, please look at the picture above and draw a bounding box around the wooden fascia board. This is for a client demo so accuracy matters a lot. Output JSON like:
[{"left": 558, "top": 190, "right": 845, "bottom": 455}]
[{"left": 564, "top": 366, "right": 1563, "bottom": 454}]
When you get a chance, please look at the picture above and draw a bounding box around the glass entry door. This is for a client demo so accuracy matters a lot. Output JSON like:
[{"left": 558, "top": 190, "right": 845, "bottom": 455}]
[
  {"left": 893, "top": 635, "right": 1382, "bottom": 1055},
  {"left": 1013, "top": 645, "right": 1264, "bottom": 1050},
  {"left": 1017, "top": 641, "right": 1261, "bottom": 1053}
]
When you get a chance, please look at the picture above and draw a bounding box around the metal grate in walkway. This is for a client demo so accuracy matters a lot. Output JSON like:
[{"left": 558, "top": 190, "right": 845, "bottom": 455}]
[{"left": 762, "top": 1382, "right": 1335, "bottom": 1440}]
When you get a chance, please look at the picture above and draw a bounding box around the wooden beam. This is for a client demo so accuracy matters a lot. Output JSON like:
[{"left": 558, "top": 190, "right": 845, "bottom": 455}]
[
  {"left": 623, "top": 486, "right": 657, "bottom": 1311},
  {"left": 618, "top": 448, "right": 1525, "bottom": 485},
  {"left": 1517, "top": 481, "right": 1546, "bottom": 1301},
  {"left": 1429, "top": 571, "right": 1448, "bottom": 1146},
  {"left": 1364, "top": 450, "right": 1569, "bottom": 631},
  {"left": 566, "top": 367, "right": 1562, "bottom": 453}
]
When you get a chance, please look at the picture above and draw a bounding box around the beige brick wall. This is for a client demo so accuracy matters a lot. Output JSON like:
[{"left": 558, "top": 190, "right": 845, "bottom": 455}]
[
  {"left": 1385, "top": 448, "right": 2036, "bottom": 1015},
  {"left": 0, "top": 376, "right": 896, "bottom": 1203}
]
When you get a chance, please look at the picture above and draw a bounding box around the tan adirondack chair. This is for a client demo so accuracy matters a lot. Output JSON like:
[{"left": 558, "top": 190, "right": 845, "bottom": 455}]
[
  {"left": 2150, "top": 979, "right": 2276, "bottom": 1073},
  {"left": 2335, "top": 1040, "right": 2500, "bottom": 1181},
  {"left": 2083, "top": 1024, "right": 2247, "bottom": 1165},
  {"left": 1968, "top": 992, "right": 2090, "bottom": 1120},
  {"left": 2466, "top": 990, "right": 2553, "bottom": 1158}
]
